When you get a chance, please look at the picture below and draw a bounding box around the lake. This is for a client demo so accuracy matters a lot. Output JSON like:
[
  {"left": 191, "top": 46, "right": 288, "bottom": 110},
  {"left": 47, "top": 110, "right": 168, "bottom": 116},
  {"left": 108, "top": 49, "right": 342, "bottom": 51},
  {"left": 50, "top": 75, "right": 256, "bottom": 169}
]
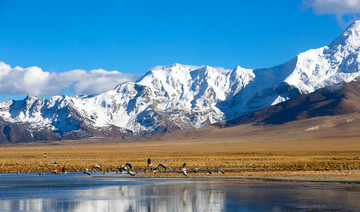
[{"left": 0, "top": 172, "right": 360, "bottom": 211}]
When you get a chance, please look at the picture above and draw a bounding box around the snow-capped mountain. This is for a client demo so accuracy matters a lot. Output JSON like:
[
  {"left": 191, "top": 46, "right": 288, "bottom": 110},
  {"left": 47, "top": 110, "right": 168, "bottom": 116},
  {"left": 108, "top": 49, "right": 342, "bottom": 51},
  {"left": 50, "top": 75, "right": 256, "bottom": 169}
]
[{"left": 2, "top": 21, "right": 360, "bottom": 140}]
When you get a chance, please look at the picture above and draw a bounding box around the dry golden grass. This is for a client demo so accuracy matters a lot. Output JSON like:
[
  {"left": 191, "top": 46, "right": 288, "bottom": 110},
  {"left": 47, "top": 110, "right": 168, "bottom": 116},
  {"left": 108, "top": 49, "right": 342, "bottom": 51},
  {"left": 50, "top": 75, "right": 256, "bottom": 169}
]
[
  {"left": 2, "top": 112, "right": 360, "bottom": 182},
  {"left": 1, "top": 136, "right": 360, "bottom": 179}
]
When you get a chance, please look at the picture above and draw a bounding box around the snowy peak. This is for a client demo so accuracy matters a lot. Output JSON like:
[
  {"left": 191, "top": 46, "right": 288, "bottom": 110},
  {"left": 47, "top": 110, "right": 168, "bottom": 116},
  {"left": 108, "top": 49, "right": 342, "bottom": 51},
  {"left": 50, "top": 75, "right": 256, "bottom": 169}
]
[
  {"left": 283, "top": 20, "right": 360, "bottom": 94},
  {"left": 2, "top": 21, "right": 360, "bottom": 140},
  {"left": 330, "top": 20, "right": 360, "bottom": 49},
  {"left": 136, "top": 64, "right": 241, "bottom": 103}
]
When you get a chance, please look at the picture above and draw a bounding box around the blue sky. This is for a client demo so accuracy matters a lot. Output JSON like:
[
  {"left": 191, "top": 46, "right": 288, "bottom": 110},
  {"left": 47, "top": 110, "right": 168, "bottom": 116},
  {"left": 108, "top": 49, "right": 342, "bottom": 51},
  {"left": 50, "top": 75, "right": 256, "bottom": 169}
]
[{"left": 0, "top": 0, "right": 359, "bottom": 100}]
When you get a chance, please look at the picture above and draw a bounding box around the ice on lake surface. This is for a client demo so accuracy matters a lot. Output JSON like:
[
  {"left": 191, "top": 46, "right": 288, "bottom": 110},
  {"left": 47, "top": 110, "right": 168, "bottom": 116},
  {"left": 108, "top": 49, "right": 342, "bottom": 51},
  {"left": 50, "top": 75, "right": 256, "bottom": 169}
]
[{"left": 0, "top": 172, "right": 360, "bottom": 211}]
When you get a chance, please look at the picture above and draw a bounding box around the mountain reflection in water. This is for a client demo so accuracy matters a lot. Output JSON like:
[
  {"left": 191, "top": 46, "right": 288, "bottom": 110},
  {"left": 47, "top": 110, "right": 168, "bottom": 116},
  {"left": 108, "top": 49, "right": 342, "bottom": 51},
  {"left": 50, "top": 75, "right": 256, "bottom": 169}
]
[
  {"left": 72, "top": 183, "right": 224, "bottom": 212},
  {"left": 1, "top": 179, "right": 225, "bottom": 212},
  {"left": 1, "top": 173, "right": 360, "bottom": 212}
]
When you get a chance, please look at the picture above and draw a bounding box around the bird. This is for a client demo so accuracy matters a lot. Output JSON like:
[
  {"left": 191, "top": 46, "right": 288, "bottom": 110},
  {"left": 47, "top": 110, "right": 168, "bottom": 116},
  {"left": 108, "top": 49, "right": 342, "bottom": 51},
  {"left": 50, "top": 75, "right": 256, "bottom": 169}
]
[
  {"left": 207, "top": 171, "right": 213, "bottom": 175},
  {"left": 52, "top": 162, "right": 59, "bottom": 166},
  {"left": 93, "top": 164, "right": 101, "bottom": 169},
  {"left": 44, "top": 153, "right": 47, "bottom": 158},
  {"left": 120, "top": 165, "right": 128, "bottom": 171},
  {"left": 147, "top": 158, "right": 153, "bottom": 167},
  {"left": 125, "top": 162, "right": 133, "bottom": 169},
  {"left": 181, "top": 169, "right": 188, "bottom": 177},
  {"left": 157, "top": 163, "right": 167, "bottom": 169},
  {"left": 219, "top": 169, "right": 225, "bottom": 174},
  {"left": 193, "top": 168, "right": 200, "bottom": 173},
  {"left": 128, "top": 170, "right": 135, "bottom": 176},
  {"left": 147, "top": 158, "right": 154, "bottom": 171},
  {"left": 180, "top": 163, "right": 188, "bottom": 177},
  {"left": 181, "top": 163, "right": 186, "bottom": 170},
  {"left": 52, "top": 170, "right": 58, "bottom": 175},
  {"left": 83, "top": 168, "right": 91, "bottom": 175},
  {"left": 62, "top": 167, "right": 67, "bottom": 175},
  {"left": 118, "top": 165, "right": 128, "bottom": 174}
]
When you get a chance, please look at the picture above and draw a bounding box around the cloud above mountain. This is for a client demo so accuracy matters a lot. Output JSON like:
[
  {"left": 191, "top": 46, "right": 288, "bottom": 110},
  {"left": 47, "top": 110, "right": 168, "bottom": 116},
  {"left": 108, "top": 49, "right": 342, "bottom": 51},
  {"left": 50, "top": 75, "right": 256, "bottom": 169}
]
[
  {"left": 303, "top": 0, "right": 360, "bottom": 25},
  {"left": 0, "top": 62, "right": 137, "bottom": 96}
]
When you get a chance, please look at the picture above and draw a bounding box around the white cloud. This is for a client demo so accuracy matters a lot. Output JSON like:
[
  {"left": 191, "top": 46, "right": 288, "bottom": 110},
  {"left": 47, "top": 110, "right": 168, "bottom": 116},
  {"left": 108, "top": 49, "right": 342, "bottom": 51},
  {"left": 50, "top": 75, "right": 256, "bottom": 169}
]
[
  {"left": 303, "top": 0, "right": 360, "bottom": 25},
  {"left": 0, "top": 61, "right": 137, "bottom": 97}
]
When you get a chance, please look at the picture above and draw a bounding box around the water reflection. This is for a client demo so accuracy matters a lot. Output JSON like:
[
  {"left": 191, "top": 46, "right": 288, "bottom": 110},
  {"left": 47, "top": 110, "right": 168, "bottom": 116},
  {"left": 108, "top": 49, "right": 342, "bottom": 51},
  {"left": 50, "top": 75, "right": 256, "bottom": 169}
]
[
  {"left": 1, "top": 174, "right": 360, "bottom": 212},
  {"left": 1, "top": 181, "right": 225, "bottom": 212},
  {"left": 69, "top": 183, "right": 224, "bottom": 212}
]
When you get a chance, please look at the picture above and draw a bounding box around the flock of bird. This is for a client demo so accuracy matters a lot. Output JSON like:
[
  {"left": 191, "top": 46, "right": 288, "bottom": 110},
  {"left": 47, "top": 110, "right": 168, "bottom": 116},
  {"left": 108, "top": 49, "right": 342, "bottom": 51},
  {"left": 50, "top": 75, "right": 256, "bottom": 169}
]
[
  {"left": 36, "top": 154, "right": 226, "bottom": 177},
  {"left": 82, "top": 158, "right": 189, "bottom": 177}
]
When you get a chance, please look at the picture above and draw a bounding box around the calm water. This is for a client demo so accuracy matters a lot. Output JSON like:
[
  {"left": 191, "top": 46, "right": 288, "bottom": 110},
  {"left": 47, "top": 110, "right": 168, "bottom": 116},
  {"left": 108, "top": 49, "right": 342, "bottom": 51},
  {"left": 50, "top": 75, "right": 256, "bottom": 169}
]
[{"left": 0, "top": 172, "right": 360, "bottom": 212}]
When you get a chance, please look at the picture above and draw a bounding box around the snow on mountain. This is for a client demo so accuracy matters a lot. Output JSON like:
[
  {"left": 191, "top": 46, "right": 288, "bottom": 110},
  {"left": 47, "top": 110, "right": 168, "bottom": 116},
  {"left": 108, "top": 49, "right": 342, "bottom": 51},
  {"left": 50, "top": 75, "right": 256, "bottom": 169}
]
[
  {"left": 285, "top": 21, "right": 360, "bottom": 93},
  {"left": 2, "top": 21, "right": 360, "bottom": 137}
]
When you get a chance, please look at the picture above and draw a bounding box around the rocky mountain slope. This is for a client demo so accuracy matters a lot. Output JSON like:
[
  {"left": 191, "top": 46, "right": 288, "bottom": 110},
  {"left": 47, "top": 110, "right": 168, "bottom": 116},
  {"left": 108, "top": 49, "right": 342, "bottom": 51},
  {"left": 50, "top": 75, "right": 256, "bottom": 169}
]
[
  {"left": 222, "top": 79, "right": 360, "bottom": 126},
  {"left": 2, "top": 21, "right": 360, "bottom": 142}
]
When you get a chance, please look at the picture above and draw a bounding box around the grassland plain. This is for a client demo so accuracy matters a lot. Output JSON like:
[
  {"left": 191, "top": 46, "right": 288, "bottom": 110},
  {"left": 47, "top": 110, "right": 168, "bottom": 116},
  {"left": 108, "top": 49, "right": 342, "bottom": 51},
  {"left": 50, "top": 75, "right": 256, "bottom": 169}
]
[{"left": 1, "top": 132, "right": 360, "bottom": 180}]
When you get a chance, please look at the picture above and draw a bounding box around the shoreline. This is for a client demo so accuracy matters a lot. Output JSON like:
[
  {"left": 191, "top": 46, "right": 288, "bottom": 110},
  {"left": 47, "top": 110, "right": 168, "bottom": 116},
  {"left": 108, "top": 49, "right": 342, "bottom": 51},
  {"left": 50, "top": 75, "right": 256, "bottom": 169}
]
[
  {"left": 1, "top": 170, "right": 360, "bottom": 184},
  {"left": 101, "top": 174, "right": 360, "bottom": 183}
]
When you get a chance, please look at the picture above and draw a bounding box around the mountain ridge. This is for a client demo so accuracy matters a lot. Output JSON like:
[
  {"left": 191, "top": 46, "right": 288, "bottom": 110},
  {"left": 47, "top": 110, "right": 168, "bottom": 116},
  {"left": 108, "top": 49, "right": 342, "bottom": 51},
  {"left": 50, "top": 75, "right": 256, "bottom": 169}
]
[
  {"left": 2, "top": 21, "right": 360, "bottom": 142},
  {"left": 221, "top": 79, "right": 360, "bottom": 127}
]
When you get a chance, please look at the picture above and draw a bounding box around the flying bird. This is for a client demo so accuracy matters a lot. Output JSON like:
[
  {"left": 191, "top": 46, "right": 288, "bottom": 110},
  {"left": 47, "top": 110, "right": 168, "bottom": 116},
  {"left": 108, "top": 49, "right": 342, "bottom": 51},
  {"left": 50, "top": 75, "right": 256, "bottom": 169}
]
[
  {"left": 93, "top": 165, "right": 101, "bottom": 169},
  {"left": 84, "top": 168, "right": 91, "bottom": 175},
  {"left": 181, "top": 163, "right": 186, "bottom": 170},
  {"left": 120, "top": 165, "right": 128, "bottom": 171},
  {"left": 157, "top": 163, "right": 167, "bottom": 169},
  {"left": 180, "top": 163, "right": 188, "bottom": 177},
  {"left": 128, "top": 170, "right": 135, "bottom": 176},
  {"left": 62, "top": 167, "right": 67, "bottom": 174},
  {"left": 181, "top": 169, "right": 188, "bottom": 177},
  {"left": 193, "top": 168, "right": 200, "bottom": 173},
  {"left": 118, "top": 165, "right": 128, "bottom": 174},
  {"left": 125, "top": 162, "right": 133, "bottom": 169},
  {"left": 147, "top": 158, "right": 152, "bottom": 167}
]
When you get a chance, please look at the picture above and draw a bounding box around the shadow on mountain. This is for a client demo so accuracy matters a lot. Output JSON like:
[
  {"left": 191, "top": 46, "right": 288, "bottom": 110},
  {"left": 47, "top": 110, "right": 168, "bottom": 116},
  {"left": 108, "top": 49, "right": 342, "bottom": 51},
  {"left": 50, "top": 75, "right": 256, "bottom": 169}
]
[{"left": 222, "top": 80, "right": 360, "bottom": 127}]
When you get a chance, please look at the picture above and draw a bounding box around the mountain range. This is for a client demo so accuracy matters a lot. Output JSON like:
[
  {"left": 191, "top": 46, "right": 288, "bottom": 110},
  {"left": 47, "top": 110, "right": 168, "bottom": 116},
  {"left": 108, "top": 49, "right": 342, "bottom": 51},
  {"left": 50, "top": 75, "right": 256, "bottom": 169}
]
[{"left": 2, "top": 21, "right": 360, "bottom": 143}]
